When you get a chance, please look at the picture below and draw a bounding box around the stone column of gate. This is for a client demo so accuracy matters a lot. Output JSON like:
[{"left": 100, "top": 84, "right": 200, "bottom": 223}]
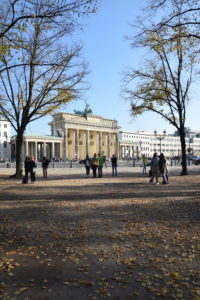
[
  {"left": 59, "top": 141, "right": 63, "bottom": 160},
  {"left": 75, "top": 129, "right": 79, "bottom": 160},
  {"left": 115, "top": 133, "right": 119, "bottom": 157},
  {"left": 52, "top": 142, "right": 55, "bottom": 159},
  {"left": 107, "top": 132, "right": 111, "bottom": 158},
  {"left": 43, "top": 142, "right": 46, "bottom": 157},
  {"left": 98, "top": 131, "right": 102, "bottom": 154},
  {"left": 86, "top": 130, "right": 90, "bottom": 156},
  {"left": 25, "top": 140, "right": 28, "bottom": 158},
  {"left": 64, "top": 128, "right": 68, "bottom": 159},
  {"left": 34, "top": 142, "right": 37, "bottom": 160}
]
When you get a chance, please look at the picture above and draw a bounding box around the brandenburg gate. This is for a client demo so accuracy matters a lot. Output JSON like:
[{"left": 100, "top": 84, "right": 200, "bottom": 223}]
[{"left": 49, "top": 113, "right": 120, "bottom": 160}]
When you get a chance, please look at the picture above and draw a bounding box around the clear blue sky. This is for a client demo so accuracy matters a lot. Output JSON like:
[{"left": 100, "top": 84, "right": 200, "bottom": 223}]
[{"left": 26, "top": 0, "right": 200, "bottom": 135}]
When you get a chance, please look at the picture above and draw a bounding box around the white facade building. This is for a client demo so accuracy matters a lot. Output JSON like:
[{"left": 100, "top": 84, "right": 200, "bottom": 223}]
[
  {"left": 0, "top": 120, "right": 11, "bottom": 161},
  {"left": 119, "top": 130, "right": 200, "bottom": 159}
]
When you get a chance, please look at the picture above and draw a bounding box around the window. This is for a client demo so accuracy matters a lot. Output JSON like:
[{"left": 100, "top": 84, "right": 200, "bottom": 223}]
[
  {"left": 4, "top": 141, "right": 7, "bottom": 148},
  {"left": 4, "top": 132, "right": 7, "bottom": 138},
  {"left": 4, "top": 124, "right": 7, "bottom": 128}
]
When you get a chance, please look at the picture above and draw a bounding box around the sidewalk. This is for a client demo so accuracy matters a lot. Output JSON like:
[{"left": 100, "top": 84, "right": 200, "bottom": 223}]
[{"left": 0, "top": 168, "right": 199, "bottom": 299}]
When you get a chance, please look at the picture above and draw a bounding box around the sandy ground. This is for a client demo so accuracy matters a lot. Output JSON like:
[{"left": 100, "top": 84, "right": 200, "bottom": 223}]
[{"left": 0, "top": 165, "right": 200, "bottom": 300}]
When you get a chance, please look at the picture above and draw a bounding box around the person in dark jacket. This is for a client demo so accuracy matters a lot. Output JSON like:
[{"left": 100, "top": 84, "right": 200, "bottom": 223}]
[
  {"left": 111, "top": 154, "right": 118, "bottom": 176},
  {"left": 84, "top": 154, "right": 91, "bottom": 176},
  {"left": 29, "top": 156, "right": 37, "bottom": 183},
  {"left": 42, "top": 156, "right": 50, "bottom": 178},
  {"left": 159, "top": 153, "right": 169, "bottom": 184},
  {"left": 90, "top": 153, "right": 99, "bottom": 178},
  {"left": 23, "top": 156, "right": 30, "bottom": 183},
  {"left": 149, "top": 152, "right": 159, "bottom": 184},
  {"left": 23, "top": 156, "right": 37, "bottom": 183}
]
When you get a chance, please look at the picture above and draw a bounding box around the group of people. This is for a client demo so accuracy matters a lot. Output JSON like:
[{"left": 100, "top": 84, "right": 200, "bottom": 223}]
[
  {"left": 144, "top": 152, "right": 169, "bottom": 185},
  {"left": 83, "top": 153, "right": 118, "bottom": 178},
  {"left": 23, "top": 156, "right": 50, "bottom": 183},
  {"left": 23, "top": 152, "right": 168, "bottom": 184}
]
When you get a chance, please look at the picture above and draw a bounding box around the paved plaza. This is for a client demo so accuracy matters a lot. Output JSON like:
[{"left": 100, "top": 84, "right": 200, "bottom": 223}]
[{"left": 0, "top": 163, "right": 200, "bottom": 300}]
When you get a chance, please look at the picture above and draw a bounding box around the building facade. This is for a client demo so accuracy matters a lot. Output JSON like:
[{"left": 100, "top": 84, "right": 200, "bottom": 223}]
[
  {"left": 119, "top": 130, "right": 200, "bottom": 158},
  {"left": 11, "top": 133, "right": 62, "bottom": 162},
  {"left": 0, "top": 120, "right": 11, "bottom": 161},
  {"left": 49, "top": 113, "right": 120, "bottom": 160},
  {"left": 10, "top": 113, "right": 200, "bottom": 161}
]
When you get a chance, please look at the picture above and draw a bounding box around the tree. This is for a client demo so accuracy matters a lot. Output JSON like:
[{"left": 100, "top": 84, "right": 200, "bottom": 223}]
[
  {"left": 122, "top": 0, "right": 200, "bottom": 175},
  {"left": 143, "top": 0, "right": 200, "bottom": 41},
  {"left": 122, "top": 24, "right": 196, "bottom": 175},
  {"left": 0, "top": 0, "right": 98, "bottom": 177},
  {"left": 0, "top": 0, "right": 98, "bottom": 56}
]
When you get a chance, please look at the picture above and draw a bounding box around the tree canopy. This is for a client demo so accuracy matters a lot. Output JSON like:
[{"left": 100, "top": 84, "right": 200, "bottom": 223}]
[
  {"left": 0, "top": 0, "right": 99, "bottom": 176},
  {"left": 122, "top": 0, "right": 200, "bottom": 175}
]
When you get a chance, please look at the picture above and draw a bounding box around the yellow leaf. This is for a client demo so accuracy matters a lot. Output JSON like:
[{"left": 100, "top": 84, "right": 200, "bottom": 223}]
[
  {"left": 170, "top": 271, "right": 181, "bottom": 280},
  {"left": 14, "top": 287, "right": 28, "bottom": 294}
]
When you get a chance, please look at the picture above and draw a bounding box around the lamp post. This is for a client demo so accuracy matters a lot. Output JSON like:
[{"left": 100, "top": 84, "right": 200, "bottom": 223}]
[{"left": 154, "top": 130, "right": 166, "bottom": 154}]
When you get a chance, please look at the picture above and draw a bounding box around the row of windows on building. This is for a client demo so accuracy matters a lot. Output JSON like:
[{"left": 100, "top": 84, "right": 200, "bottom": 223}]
[
  {"left": 122, "top": 134, "right": 200, "bottom": 143},
  {"left": 0, "top": 131, "right": 8, "bottom": 137},
  {"left": 0, "top": 141, "right": 8, "bottom": 148},
  {"left": 0, "top": 123, "right": 7, "bottom": 128}
]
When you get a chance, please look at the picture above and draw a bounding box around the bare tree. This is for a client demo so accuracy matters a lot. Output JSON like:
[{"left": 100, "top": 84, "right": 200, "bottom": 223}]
[
  {"left": 143, "top": 0, "right": 200, "bottom": 40},
  {"left": 0, "top": 0, "right": 98, "bottom": 177},
  {"left": 122, "top": 26, "right": 195, "bottom": 175},
  {"left": 0, "top": 0, "right": 98, "bottom": 39}
]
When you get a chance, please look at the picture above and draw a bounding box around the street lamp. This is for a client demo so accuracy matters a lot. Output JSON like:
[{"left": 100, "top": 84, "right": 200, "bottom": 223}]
[{"left": 154, "top": 130, "right": 166, "bottom": 154}]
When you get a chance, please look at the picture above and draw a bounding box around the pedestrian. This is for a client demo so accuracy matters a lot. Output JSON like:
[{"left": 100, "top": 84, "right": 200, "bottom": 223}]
[
  {"left": 98, "top": 153, "right": 105, "bottom": 177},
  {"left": 84, "top": 154, "right": 91, "bottom": 176},
  {"left": 91, "top": 153, "right": 99, "bottom": 178},
  {"left": 30, "top": 156, "right": 37, "bottom": 183},
  {"left": 23, "top": 156, "right": 37, "bottom": 183},
  {"left": 23, "top": 156, "right": 30, "bottom": 184},
  {"left": 111, "top": 154, "right": 118, "bottom": 176},
  {"left": 142, "top": 154, "right": 148, "bottom": 174},
  {"left": 42, "top": 156, "right": 50, "bottom": 178},
  {"left": 159, "top": 153, "right": 169, "bottom": 184},
  {"left": 149, "top": 152, "right": 159, "bottom": 184}
]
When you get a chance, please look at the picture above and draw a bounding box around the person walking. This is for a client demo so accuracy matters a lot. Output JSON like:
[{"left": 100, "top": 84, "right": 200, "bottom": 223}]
[
  {"left": 159, "top": 153, "right": 169, "bottom": 184},
  {"left": 30, "top": 156, "right": 37, "bottom": 183},
  {"left": 142, "top": 154, "right": 148, "bottom": 175},
  {"left": 23, "top": 156, "right": 37, "bottom": 183},
  {"left": 149, "top": 152, "right": 159, "bottom": 184},
  {"left": 42, "top": 156, "right": 50, "bottom": 178},
  {"left": 91, "top": 153, "right": 99, "bottom": 178},
  {"left": 98, "top": 153, "right": 105, "bottom": 178},
  {"left": 84, "top": 154, "right": 91, "bottom": 176},
  {"left": 23, "top": 156, "right": 30, "bottom": 184},
  {"left": 111, "top": 154, "right": 118, "bottom": 176}
]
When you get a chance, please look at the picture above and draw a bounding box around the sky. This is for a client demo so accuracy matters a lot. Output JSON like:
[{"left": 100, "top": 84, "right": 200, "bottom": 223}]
[{"left": 25, "top": 0, "right": 200, "bottom": 136}]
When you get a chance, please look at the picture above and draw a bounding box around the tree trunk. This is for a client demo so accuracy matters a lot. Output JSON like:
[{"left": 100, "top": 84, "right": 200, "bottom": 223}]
[
  {"left": 15, "top": 132, "right": 24, "bottom": 178},
  {"left": 179, "top": 128, "right": 187, "bottom": 175}
]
